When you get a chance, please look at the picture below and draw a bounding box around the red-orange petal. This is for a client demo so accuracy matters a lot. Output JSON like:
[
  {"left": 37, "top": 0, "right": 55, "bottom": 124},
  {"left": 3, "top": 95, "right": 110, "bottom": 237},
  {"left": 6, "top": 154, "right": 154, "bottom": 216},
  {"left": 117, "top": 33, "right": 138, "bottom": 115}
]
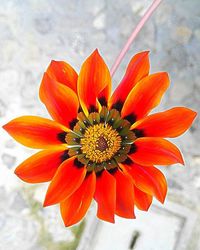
[
  {"left": 123, "top": 163, "right": 167, "bottom": 203},
  {"left": 3, "top": 116, "right": 68, "bottom": 149},
  {"left": 15, "top": 147, "right": 67, "bottom": 183},
  {"left": 131, "top": 107, "right": 197, "bottom": 138},
  {"left": 113, "top": 169, "right": 135, "bottom": 219},
  {"left": 129, "top": 137, "right": 184, "bottom": 166},
  {"left": 43, "top": 157, "right": 86, "bottom": 206},
  {"left": 40, "top": 73, "right": 79, "bottom": 128},
  {"left": 46, "top": 60, "right": 78, "bottom": 93},
  {"left": 94, "top": 170, "right": 116, "bottom": 223},
  {"left": 109, "top": 51, "right": 150, "bottom": 109},
  {"left": 77, "top": 49, "right": 111, "bottom": 116},
  {"left": 121, "top": 73, "right": 170, "bottom": 122},
  {"left": 134, "top": 185, "right": 153, "bottom": 211},
  {"left": 60, "top": 171, "right": 96, "bottom": 227}
]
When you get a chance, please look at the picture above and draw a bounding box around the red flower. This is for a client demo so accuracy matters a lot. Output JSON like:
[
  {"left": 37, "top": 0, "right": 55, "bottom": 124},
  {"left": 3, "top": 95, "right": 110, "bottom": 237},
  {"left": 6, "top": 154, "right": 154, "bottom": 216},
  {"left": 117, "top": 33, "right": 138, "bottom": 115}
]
[{"left": 3, "top": 50, "right": 196, "bottom": 226}]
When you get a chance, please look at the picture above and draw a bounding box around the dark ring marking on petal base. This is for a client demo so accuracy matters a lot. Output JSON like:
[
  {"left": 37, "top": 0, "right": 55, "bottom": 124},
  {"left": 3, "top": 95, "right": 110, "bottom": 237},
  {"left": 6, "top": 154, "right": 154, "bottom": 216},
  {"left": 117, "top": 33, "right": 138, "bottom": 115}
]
[
  {"left": 60, "top": 150, "right": 70, "bottom": 162},
  {"left": 98, "top": 97, "right": 107, "bottom": 106},
  {"left": 74, "top": 158, "right": 85, "bottom": 168},
  {"left": 86, "top": 171, "right": 93, "bottom": 177},
  {"left": 83, "top": 120, "right": 90, "bottom": 126},
  {"left": 96, "top": 169, "right": 103, "bottom": 177},
  {"left": 79, "top": 127, "right": 85, "bottom": 133},
  {"left": 129, "top": 144, "right": 137, "bottom": 154},
  {"left": 78, "top": 106, "right": 83, "bottom": 113},
  {"left": 123, "top": 157, "right": 133, "bottom": 165},
  {"left": 108, "top": 118, "right": 115, "bottom": 126},
  {"left": 76, "top": 149, "right": 82, "bottom": 155},
  {"left": 88, "top": 105, "right": 98, "bottom": 113},
  {"left": 73, "top": 137, "right": 80, "bottom": 143},
  {"left": 100, "top": 117, "right": 105, "bottom": 123},
  {"left": 69, "top": 118, "right": 78, "bottom": 130},
  {"left": 57, "top": 132, "right": 67, "bottom": 143},
  {"left": 108, "top": 168, "right": 117, "bottom": 174},
  {"left": 116, "top": 126, "right": 123, "bottom": 133},
  {"left": 124, "top": 114, "right": 137, "bottom": 124},
  {"left": 111, "top": 100, "right": 123, "bottom": 112},
  {"left": 132, "top": 128, "right": 145, "bottom": 138}
]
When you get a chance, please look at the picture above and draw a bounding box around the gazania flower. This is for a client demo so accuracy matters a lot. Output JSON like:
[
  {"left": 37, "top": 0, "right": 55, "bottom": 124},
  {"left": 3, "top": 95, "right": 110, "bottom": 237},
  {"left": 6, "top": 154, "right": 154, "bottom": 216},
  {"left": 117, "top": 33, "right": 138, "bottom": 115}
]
[{"left": 3, "top": 50, "right": 196, "bottom": 226}]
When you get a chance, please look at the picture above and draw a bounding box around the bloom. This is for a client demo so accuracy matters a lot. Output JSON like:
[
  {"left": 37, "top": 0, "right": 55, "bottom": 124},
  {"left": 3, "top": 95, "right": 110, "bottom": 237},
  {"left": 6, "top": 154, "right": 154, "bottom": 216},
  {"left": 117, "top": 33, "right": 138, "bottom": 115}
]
[{"left": 3, "top": 50, "right": 196, "bottom": 226}]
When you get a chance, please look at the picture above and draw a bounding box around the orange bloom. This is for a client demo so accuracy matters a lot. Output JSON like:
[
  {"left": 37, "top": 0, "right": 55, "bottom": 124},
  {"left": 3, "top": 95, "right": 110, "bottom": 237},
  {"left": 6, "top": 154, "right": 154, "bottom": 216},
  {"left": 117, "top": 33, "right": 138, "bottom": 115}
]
[{"left": 3, "top": 50, "right": 196, "bottom": 226}]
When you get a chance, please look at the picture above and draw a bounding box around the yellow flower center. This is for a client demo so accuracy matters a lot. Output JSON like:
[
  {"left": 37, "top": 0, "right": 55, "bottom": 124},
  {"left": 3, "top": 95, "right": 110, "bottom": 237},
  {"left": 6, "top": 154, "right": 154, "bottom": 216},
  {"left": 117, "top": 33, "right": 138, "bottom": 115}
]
[{"left": 80, "top": 123, "right": 122, "bottom": 163}]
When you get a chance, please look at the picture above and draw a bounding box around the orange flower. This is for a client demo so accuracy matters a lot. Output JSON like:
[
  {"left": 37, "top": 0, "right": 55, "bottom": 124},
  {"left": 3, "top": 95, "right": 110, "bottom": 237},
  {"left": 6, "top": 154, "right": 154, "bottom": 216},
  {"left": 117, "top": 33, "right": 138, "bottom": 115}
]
[{"left": 3, "top": 50, "right": 197, "bottom": 226}]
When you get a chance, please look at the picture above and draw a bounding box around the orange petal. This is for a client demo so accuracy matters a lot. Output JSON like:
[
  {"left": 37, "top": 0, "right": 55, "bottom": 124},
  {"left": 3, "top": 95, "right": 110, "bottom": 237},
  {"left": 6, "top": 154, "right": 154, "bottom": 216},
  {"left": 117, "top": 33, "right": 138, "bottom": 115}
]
[
  {"left": 3, "top": 116, "right": 68, "bottom": 149},
  {"left": 40, "top": 73, "right": 79, "bottom": 128},
  {"left": 123, "top": 163, "right": 167, "bottom": 203},
  {"left": 46, "top": 60, "right": 78, "bottom": 93},
  {"left": 121, "top": 73, "right": 170, "bottom": 123},
  {"left": 131, "top": 107, "right": 197, "bottom": 137},
  {"left": 94, "top": 170, "right": 116, "bottom": 223},
  {"left": 15, "top": 147, "right": 68, "bottom": 183},
  {"left": 109, "top": 51, "right": 149, "bottom": 110},
  {"left": 129, "top": 137, "right": 184, "bottom": 166},
  {"left": 113, "top": 169, "right": 135, "bottom": 219},
  {"left": 44, "top": 157, "right": 86, "bottom": 206},
  {"left": 134, "top": 185, "right": 152, "bottom": 211},
  {"left": 77, "top": 49, "right": 111, "bottom": 115},
  {"left": 60, "top": 171, "right": 96, "bottom": 227}
]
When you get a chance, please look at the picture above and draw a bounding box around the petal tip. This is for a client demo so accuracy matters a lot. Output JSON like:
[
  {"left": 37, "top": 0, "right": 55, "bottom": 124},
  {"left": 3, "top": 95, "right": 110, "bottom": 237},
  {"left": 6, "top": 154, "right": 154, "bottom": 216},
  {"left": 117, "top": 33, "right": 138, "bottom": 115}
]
[
  {"left": 43, "top": 195, "right": 59, "bottom": 207},
  {"left": 14, "top": 168, "right": 20, "bottom": 176},
  {"left": 142, "top": 50, "right": 150, "bottom": 55},
  {"left": 178, "top": 153, "right": 185, "bottom": 166},
  {"left": 43, "top": 200, "right": 50, "bottom": 207},
  {"left": 92, "top": 48, "right": 100, "bottom": 57},
  {"left": 157, "top": 191, "right": 167, "bottom": 204},
  {"left": 43, "top": 195, "right": 54, "bottom": 207},
  {"left": 97, "top": 214, "right": 115, "bottom": 224},
  {"left": 191, "top": 110, "right": 198, "bottom": 120},
  {"left": 64, "top": 221, "right": 74, "bottom": 227},
  {"left": 14, "top": 167, "right": 25, "bottom": 180},
  {"left": 2, "top": 122, "right": 15, "bottom": 135},
  {"left": 2, "top": 123, "right": 9, "bottom": 131},
  {"left": 160, "top": 197, "right": 166, "bottom": 204},
  {"left": 181, "top": 158, "right": 185, "bottom": 166},
  {"left": 161, "top": 71, "right": 169, "bottom": 80}
]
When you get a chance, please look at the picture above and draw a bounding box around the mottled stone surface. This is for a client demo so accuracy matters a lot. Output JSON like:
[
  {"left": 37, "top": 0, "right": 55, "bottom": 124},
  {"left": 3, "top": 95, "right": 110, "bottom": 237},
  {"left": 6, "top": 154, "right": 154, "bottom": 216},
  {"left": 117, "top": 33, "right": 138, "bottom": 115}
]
[{"left": 0, "top": 0, "right": 199, "bottom": 249}]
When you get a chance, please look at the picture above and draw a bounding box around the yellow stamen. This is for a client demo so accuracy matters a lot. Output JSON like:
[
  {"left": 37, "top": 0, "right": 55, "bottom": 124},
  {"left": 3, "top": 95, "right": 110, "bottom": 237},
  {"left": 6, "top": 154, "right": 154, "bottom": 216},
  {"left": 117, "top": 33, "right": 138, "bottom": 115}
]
[{"left": 81, "top": 123, "right": 122, "bottom": 163}]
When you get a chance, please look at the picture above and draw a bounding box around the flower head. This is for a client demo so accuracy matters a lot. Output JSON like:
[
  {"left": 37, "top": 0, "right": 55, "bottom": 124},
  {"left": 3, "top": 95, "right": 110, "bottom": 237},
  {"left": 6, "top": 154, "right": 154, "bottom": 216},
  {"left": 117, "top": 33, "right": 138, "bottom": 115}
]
[{"left": 3, "top": 50, "right": 197, "bottom": 226}]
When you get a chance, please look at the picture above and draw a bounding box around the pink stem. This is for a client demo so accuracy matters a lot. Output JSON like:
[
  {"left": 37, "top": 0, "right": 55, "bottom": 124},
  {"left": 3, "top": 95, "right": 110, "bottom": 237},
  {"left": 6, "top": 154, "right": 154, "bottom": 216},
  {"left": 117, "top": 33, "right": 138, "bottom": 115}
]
[{"left": 111, "top": 0, "right": 162, "bottom": 77}]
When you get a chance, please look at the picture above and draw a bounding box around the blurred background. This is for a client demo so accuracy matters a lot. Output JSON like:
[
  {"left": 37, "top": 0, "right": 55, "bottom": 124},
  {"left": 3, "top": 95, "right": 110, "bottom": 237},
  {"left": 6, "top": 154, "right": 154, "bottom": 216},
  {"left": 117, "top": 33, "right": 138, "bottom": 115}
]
[{"left": 0, "top": 0, "right": 200, "bottom": 249}]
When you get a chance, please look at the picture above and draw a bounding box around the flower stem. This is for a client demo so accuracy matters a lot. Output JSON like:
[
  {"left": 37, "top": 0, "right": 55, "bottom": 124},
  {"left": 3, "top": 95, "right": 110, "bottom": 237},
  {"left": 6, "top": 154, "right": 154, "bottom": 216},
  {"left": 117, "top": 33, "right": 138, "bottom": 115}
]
[{"left": 110, "top": 0, "right": 162, "bottom": 77}]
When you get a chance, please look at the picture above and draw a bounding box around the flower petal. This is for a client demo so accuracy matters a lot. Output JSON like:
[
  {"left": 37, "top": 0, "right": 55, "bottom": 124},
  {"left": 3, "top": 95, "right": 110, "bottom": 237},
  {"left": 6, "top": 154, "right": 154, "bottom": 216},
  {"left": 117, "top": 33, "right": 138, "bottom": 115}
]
[
  {"left": 40, "top": 73, "right": 79, "bottom": 128},
  {"left": 77, "top": 49, "right": 111, "bottom": 115},
  {"left": 3, "top": 116, "right": 68, "bottom": 149},
  {"left": 46, "top": 60, "right": 78, "bottom": 93},
  {"left": 131, "top": 107, "right": 197, "bottom": 137},
  {"left": 15, "top": 147, "right": 68, "bottom": 183},
  {"left": 123, "top": 163, "right": 167, "bottom": 203},
  {"left": 129, "top": 137, "right": 184, "bottom": 166},
  {"left": 121, "top": 73, "right": 170, "bottom": 123},
  {"left": 134, "top": 185, "right": 152, "bottom": 211},
  {"left": 113, "top": 169, "right": 135, "bottom": 219},
  {"left": 109, "top": 51, "right": 149, "bottom": 110},
  {"left": 94, "top": 170, "right": 116, "bottom": 223},
  {"left": 44, "top": 157, "right": 86, "bottom": 206},
  {"left": 60, "top": 171, "right": 96, "bottom": 227}
]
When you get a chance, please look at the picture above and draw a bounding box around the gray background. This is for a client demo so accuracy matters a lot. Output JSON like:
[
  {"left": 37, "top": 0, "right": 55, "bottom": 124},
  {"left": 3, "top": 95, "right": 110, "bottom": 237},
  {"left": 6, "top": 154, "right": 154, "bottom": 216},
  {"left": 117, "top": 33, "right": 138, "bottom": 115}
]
[{"left": 0, "top": 0, "right": 200, "bottom": 249}]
